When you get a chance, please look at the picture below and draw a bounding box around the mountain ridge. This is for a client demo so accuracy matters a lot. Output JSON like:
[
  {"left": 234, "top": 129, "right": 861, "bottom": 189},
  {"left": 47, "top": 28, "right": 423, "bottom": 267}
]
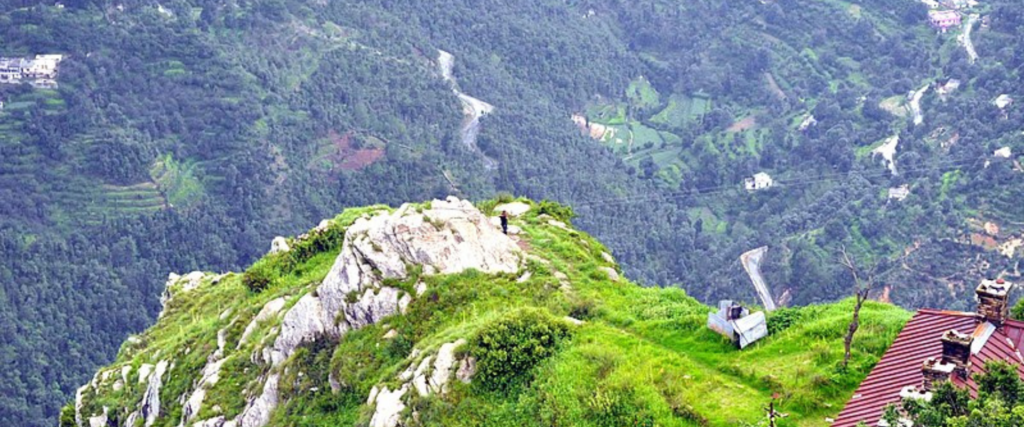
[{"left": 65, "top": 197, "right": 911, "bottom": 427}]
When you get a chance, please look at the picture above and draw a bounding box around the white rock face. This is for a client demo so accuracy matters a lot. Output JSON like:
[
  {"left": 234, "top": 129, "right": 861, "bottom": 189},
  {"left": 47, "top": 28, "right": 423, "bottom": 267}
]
[
  {"left": 138, "top": 364, "right": 154, "bottom": 384},
  {"left": 269, "top": 236, "right": 290, "bottom": 254},
  {"left": 237, "top": 297, "right": 287, "bottom": 348},
  {"left": 142, "top": 360, "right": 169, "bottom": 427},
  {"left": 493, "top": 202, "right": 531, "bottom": 217},
  {"left": 369, "top": 385, "right": 408, "bottom": 427},
  {"left": 231, "top": 197, "right": 520, "bottom": 427},
  {"left": 429, "top": 339, "right": 466, "bottom": 394},
  {"left": 179, "top": 357, "right": 228, "bottom": 426},
  {"left": 88, "top": 407, "right": 108, "bottom": 427},
  {"left": 233, "top": 373, "right": 279, "bottom": 427},
  {"left": 601, "top": 252, "right": 615, "bottom": 264},
  {"left": 271, "top": 197, "right": 520, "bottom": 365},
  {"left": 412, "top": 356, "right": 433, "bottom": 397}
]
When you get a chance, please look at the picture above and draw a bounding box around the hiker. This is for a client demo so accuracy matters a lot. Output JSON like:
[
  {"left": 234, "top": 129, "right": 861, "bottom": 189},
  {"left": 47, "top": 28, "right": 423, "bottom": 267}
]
[{"left": 500, "top": 211, "right": 509, "bottom": 235}]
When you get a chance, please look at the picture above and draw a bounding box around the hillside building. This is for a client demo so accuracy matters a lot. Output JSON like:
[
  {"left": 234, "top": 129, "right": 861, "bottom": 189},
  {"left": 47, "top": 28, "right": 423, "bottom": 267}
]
[
  {"left": 0, "top": 54, "right": 64, "bottom": 84},
  {"left": 929, "top": 10, "right": 961, "bottom": 32},
  {"left": 833, "top": 279, "right": 1024, "bottom": 427},
  {"left": 707, "top": 301, "right": 768, "bottom": 349},
  {"left": 995, "top": 94, "right": 1014, "bottom": 110},
  {"left": 744, "top": 172, "right": 774, "bottom": 191},
  {"left": 888, "top": 185, "right": 911, "bottom": 202}
]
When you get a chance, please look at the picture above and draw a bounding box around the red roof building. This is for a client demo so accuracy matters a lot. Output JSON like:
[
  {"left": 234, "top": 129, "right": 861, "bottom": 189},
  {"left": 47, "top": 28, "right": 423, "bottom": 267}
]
[{"left": 833, "top": 279, "right": 1024, "bottom": 427}]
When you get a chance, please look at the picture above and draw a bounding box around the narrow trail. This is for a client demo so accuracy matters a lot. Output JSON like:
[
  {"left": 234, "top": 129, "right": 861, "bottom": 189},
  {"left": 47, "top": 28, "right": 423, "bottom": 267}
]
[
  {"left": 740, "top": 247, "right": 776, "bottom": 311},
  {"left": 438, "top": 50, "right": 497, "bottom": 170}
]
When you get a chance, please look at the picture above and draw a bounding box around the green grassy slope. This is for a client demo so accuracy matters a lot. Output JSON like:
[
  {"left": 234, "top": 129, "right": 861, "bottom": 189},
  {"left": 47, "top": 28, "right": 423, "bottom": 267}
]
[{"left": 68, "top": 199, "right": 911, "bottom": 427}]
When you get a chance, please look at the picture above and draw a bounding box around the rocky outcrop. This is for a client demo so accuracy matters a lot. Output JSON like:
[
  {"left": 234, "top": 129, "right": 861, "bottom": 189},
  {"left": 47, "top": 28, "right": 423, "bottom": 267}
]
[
  {"left": 232, "top": 197, "right": 520, "bottom": 427},
  {"left": 237, "top": 297, "right": 287, "bottom": 349},
  {"left": 367, "top": 339, "right": 476, "bottom": 427},
  {"left": 269, "top": 236, "right": 290, "bottom": 254},
  {"left": 141, "top": 360, "right": 169, "bottom": 427}
]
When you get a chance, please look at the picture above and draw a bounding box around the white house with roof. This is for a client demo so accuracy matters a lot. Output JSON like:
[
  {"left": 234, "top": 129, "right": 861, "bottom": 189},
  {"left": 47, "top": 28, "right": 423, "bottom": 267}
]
[
  {"left": 745, "top": 172, "right": 774, "bottom": 191},
  {"left": 995, "top": 95, "right": 1014, "bottom": 110},
  {"left": 888, "top": 185, "right": 911, "bottom": 202}
]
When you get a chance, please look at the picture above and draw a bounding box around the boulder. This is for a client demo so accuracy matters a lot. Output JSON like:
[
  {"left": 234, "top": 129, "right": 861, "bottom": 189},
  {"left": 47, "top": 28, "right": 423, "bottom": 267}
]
[
  {"left": 369, "top": 386, "right": 408, "bottom": 427},
  {"left": 269, "top": 237, "right": 290, "bottom": 254},
  {"left": 599, "top": 267, "right": 620, "bottom": 282},
  {"left": 429, "top": 340, "right": 467, "bottom": 394}
]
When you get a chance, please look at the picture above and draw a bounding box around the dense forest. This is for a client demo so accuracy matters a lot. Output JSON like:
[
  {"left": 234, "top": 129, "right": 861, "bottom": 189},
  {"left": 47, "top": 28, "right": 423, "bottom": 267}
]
[{"left": 0, "top": 0, "right": 1022, "bottom": 424}]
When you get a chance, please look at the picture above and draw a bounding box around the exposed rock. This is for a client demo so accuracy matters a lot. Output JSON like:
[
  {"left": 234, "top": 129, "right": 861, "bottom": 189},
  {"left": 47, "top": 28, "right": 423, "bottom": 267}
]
[
  {"left": 599, "top": 267, "right": 620, "bottom": 282},
  {"left": 193, "top": 417, "right": 226, "bottom": 427},
  {"left": 429, "top": 339, "right": 466, "bottom": 394},
  {"left": 517, "top": 271, "right": 532, "bottom": 283},
  {"left": 415, "top": 281, "right": 428, "bottom": 297},
  {"left": 238, "top": 297, "right": 287, "bottom": 349},
  {"left": 369, "top": 385, "right": 408, "bottom": 427},
  {"left": 398, "top": 293, "right": 413, "bottom": 314},
  {"left": 138, "top": 364, "right": 154, "bottom": 384},
  {"left": 547, "top": 219, "right": 567, "bottom": 229},
  {"left": 180, "top": 357, "right": 228, "bottom": 426},
  {"left": 141, "top": 360, "right": 169, "bottom": 427},
  {"left": 456, "top": 357, "right": 477, "bottom": 383},
  {"left": 412, "top": 356, "right": 433, "bottom": 396},
  {"left": 367, "top": 386, "right": 380, "bottom": 405},
  {"left": 564, "top": 316, "right": 585, "bottom": 326},
  {"left": 383, "top": 329, "right": 398, "bottom": 339},
  {"left": 601, "top": 252, "right": 614, "bottom": 264},
  {"left": 271, "top": 197, "right": 520, "bottom": 365},
  {"left": 493, "top": 202, "right": 531, "bottom": 217},
  {"left": 269, "top": 236, "right": 290, "bottom": 254},
  {"left": 120, "top": 366, "right": 132, "bottom": 385},
  {"left": 159, "top": 272, "right": 206, "bottom": 317},
  {"left": 232, "top": 373, "right": 279, "bottom": 427},
  {"left": 88, "top": 407, "right": 108, "bottom": 427}
]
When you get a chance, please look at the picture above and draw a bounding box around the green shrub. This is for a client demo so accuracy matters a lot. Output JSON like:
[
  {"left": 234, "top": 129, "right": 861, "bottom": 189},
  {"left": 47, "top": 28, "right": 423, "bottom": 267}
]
[
  {"left": 59, "top": 405, "right": 75, "bottom": 427},
  {"left": 471, "top": 308, "right": 571, "bottom": 393},
  {"left": 495, "top": 192, "right": 515, "bottom": 203},
  {"left": 242, "top": 263, "right": 275, "bottom": 293},
  {"left": 766, "top": 307, "right": 804, "bottom": 335},
  {"left": 538, "top": 199, "right": 575, "bottom": 222}
]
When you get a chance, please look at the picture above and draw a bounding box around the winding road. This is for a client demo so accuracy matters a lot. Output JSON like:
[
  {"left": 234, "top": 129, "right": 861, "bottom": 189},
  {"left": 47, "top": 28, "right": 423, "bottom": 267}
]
[
  {"left": 438, "top": 50, "right": 497, "bottom": 169},
  {"left": 961, "top": 14, "right": 979, "bottom": 64},
  {"left": 909, "top": 84, "right": 929, "bottom": 126},
  {"left": 740, "top": 246, "right": 776, "bottom": 311}
]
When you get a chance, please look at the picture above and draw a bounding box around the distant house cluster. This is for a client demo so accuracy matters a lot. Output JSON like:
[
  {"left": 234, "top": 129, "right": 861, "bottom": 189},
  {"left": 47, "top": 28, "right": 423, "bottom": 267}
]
[
  {"left": 0, "top": 54, "right": 64, "bottom": 88},
  {"left": 928, "top": 10, "right": 961, "bottom": 31},
  {"left": 921, "top": 0, "right": 978, "bottom": 32}
]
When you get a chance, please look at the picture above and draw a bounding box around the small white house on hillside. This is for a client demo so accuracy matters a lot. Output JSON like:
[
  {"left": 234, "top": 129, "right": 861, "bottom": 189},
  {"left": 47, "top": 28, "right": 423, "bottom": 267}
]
[{"left": 745, "top": 172, "right": 774, "bottom": 191}]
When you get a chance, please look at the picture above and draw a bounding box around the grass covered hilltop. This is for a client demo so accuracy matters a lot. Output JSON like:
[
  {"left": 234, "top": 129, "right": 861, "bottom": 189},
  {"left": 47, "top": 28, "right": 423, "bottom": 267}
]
[{"left": 66, "top": 197, "right": 911, "bottom": 427}]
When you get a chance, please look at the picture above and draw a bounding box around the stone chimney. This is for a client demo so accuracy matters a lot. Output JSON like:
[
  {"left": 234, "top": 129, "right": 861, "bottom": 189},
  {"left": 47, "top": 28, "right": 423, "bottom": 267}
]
[
  {"left": 940, "top": 330, "right": 973, "bottom": 377},
  {"left": 976, "top": 279, "right": 1013, "bottom": 325},
  {"left": 921, "top": 357, "right": 956, "bottom": 391}
]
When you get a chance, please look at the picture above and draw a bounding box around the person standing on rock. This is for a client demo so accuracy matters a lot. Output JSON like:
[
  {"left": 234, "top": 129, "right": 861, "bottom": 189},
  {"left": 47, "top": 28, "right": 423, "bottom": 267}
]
[{"left": 500, "top": 211, "right": 509, "bottom": 235}]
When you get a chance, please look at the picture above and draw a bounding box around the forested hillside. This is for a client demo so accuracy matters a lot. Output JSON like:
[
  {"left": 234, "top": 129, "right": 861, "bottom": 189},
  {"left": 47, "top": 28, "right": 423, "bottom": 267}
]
[{"left": 1, "top": 0, "right": 1022, "bottom": 425}]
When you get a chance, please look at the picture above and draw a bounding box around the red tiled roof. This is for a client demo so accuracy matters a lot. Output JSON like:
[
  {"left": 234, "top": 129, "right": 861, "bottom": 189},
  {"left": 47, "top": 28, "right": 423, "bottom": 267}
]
[{"left": 833, "top": 310, "right": 1024, "bottom": 427}]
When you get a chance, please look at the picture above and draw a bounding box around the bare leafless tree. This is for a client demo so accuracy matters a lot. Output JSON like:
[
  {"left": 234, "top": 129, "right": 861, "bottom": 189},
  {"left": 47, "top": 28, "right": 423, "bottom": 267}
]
[{"left": 840, "top": 246, "right": 874, "bottom": 369}]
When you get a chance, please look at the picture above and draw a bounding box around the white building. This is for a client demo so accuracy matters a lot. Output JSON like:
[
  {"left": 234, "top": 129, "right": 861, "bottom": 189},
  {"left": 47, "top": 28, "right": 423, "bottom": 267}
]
[
  {"left": 995, "top": 147, "right": 1012, "bottom": 158},
  {"left": 888, "top": 185, "right": 911, "bottom": 202},
  {"left": 26, "top": 54, "right": 63, "bottom": 79},
  {"left": 995, "top": 95, "right": 1014, "bottom": 110},
  {"left": 745, "top": 172, "right": 774, "bottom": 191}
]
